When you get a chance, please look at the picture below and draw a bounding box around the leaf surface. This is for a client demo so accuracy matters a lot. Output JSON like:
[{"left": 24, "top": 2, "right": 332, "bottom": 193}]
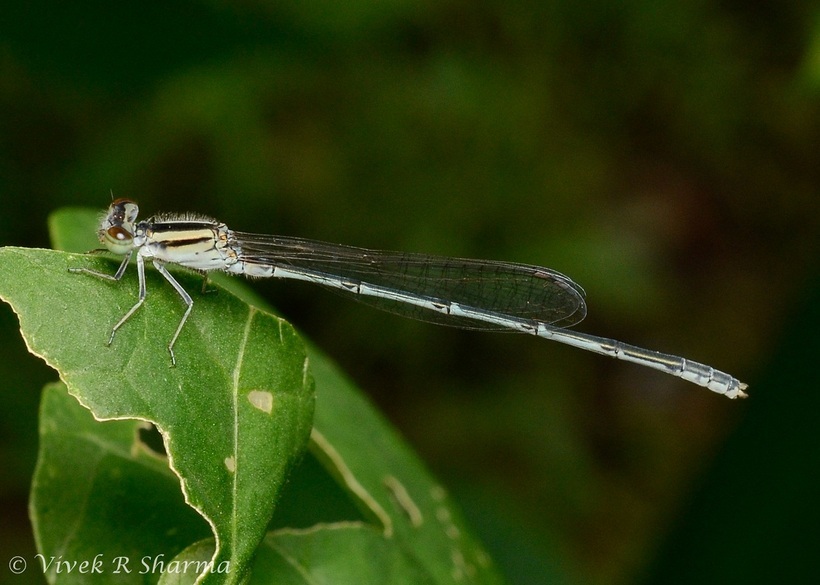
[
  {"left": 31, "top": 382, "right": 210, "bottom": 583},
  {"left": 0, "top": 242, "right": 314, "bottom": 583}
]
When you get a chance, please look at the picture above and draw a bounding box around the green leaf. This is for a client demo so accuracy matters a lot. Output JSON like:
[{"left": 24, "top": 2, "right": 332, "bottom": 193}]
[
  {"left": 32, "top": 381, "right": 211, "bottom": 583},
  {"left": 255, "top": 525, "right": 433, "bottom": 584},
  {"left": 160, "top": 526, "right": 435, "bottom": 585},
  {"left": 0, "top": 244, "right": 315, "bottom": 583},
  {"left": 3, "top": 206, "right": 505, "bottom": 584}
]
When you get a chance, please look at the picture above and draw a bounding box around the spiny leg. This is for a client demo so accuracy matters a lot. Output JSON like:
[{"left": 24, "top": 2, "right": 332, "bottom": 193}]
[
  {"left": 68, "top": 251, "right": 132, "bottom": 281},
  {"left": 69, "top": 251, "right": 147, "bottom": 346},
  {"left": 154, "top": 261, "right": 194, "bottom": 366},
  {"left": 107, "top": 254, "right": 147, "bottom": 346}
]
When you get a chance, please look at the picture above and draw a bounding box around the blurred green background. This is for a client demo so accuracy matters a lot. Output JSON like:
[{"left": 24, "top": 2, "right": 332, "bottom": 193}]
[{"left": 1, "top": 1, "right": 819, "bottom": 584}]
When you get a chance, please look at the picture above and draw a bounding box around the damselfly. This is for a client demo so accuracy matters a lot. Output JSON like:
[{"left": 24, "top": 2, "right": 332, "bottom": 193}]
[{"left": 70, "top": 198, "right": 747, "bottom": 399}]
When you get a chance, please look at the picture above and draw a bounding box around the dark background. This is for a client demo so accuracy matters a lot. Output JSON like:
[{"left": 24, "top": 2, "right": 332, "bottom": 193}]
[{"left": 1, "top": 2, "right": 819, "bottom": 584}]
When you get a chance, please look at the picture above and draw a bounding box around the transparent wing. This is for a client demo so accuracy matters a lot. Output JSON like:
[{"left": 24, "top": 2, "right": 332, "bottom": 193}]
[{"left": 234, "top": 232, "right": 588, "bottom": 331}]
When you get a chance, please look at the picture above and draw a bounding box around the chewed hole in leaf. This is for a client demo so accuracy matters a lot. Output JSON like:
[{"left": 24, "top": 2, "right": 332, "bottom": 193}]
[{"left": 137, "top": 422, "right": 167, "bottom": 458}]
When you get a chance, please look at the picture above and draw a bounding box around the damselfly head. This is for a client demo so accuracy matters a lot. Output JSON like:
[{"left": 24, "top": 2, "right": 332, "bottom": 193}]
[{"left": 98, "top": 198, "right": 139, "bottom": 254}]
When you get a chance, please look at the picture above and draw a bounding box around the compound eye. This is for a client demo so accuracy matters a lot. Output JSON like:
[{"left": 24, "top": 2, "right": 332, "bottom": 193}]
[{"left": 104, "top": 226, "right": 134, "bottom": 254}]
